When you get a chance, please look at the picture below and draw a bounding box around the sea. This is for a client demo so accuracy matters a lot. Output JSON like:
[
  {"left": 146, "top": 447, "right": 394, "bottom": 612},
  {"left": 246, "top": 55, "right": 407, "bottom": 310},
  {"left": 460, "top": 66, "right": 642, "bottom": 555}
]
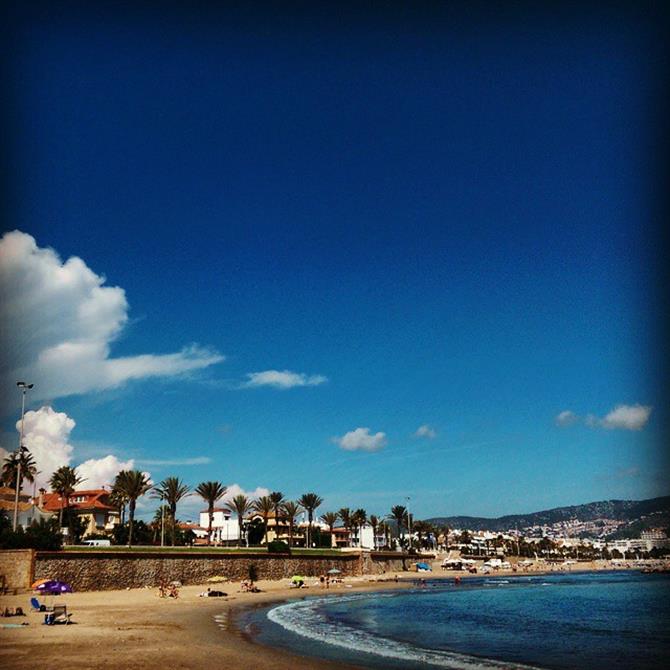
[{"left": 236, "top": 571, "right": 670, "bottom": 669}]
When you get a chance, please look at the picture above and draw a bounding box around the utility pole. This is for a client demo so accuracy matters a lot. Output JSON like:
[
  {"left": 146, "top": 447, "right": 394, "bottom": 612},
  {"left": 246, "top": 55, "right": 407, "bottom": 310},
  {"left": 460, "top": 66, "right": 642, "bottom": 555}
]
[{"left": 13, "top": 382, "right": 34, "bottom": 531}]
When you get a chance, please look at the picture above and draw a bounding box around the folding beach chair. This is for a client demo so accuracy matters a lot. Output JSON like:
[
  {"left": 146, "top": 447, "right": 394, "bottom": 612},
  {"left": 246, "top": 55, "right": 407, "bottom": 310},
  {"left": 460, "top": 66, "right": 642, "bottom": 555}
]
[{"left": 44, "top": 605, "right": 72, "bottom": 625}]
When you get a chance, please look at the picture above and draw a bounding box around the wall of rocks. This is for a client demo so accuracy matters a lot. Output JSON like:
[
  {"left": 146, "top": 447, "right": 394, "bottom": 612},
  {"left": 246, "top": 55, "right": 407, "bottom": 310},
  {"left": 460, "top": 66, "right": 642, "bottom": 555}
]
[
  {"left": 0, "top": 549, "right": 35, "bottom": 591},
  {"left": 34, "top": 551, "right": 364, "bottom": 591},
  {"left": 33, "top": 550, "right": 423, "bottom": 592}
]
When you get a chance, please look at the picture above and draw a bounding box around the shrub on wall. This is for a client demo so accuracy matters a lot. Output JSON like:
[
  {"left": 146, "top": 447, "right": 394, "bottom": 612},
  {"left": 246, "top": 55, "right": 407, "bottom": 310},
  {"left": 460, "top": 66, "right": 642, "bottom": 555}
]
[{"left": 267, "top": 540, "right": 290, "bottom": 553}]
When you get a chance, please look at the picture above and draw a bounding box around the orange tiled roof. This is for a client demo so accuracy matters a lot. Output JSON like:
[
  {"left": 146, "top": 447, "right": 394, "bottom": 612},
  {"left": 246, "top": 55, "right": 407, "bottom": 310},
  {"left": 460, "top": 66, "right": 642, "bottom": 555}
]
[
  {"left": 42, "top": 489, "right": 116, "bottom": 513},
  {"left": 0, "top": 499, "right": 33, "bottom": 512}
]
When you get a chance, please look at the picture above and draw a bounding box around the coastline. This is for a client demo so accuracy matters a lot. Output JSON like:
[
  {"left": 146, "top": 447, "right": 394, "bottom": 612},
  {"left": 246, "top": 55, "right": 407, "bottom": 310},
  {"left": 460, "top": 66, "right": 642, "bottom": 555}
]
[{"left": 0, "top": 561, "right": 637, "bottom": 670}]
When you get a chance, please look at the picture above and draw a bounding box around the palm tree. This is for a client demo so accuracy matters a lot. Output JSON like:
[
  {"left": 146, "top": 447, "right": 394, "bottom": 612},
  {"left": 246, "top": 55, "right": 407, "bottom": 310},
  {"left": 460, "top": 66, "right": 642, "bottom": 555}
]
[
  {"left": 108, "top": 487, "right": 129, "bottom": 526},
  {"left": 2, "top": 446, "right": 37, "bottom": 491},
  {"left": 151, "top": 504, "right": 171, "bottom": 544},
  {"left": 252, "top": 495, "right": 274, "bottom": 545},
  {"left": 369, "top": 514, "right": 380, "bottom": 550},
  {"left": 114, "top": 470, "right": 152, "bottom": 546},
  {"left": 49, "top": 466, "right": 84, "bottom": 540},
  {"left": 269, "top": 491, "right": 285, "bottom": 541},
  {"left": 152, "top": 477, "right": 191, "bottom": 546},
  {"left": 298, "top": 492, "right": 323, "bottom": 549},
  {"left": 282, "top": 500, "right": 302, "bottom": 547},
  {"left": 390, "top": 505, "right": 407, "bottom": 549},
  {"left": 352, "top": 508, "right": 367, "bottom": 547},
  {"left": 412, "top": 520, "right": 431, "bottom": 550},
  {"left": 226, "top": 494, "right": 254, "bottom": 547},
  {"left": 321, "top": 511, "right": 339, "bottom": 548},
  {"left": 195, "top": 481, "right": 227, "bottom": 545},
  {"left": 338, "top": 507, "right": 352, "bottom": 548}
]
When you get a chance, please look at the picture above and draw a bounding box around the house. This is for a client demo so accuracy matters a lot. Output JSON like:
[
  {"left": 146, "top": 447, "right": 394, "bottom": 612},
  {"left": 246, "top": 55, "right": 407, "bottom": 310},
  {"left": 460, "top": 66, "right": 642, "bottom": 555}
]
[
  {"left": 199, "top": 508, "right": 241, "bottom": 544},
  {"left": 41, "top": 488, "right": 120, "bottom": 538},
  {"left": 0, "top": 486, "right": 53, "bottom": 528}
]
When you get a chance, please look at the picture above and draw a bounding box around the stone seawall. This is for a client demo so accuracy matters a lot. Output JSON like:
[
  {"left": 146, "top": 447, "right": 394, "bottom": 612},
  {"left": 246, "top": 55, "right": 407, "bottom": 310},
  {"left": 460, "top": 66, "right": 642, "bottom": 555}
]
[
  {"left": 34, "top": 550, "right": 424, "bottom": 592},
  {"left": 0, "top": 549, "right": 35, "bottom": 591}
]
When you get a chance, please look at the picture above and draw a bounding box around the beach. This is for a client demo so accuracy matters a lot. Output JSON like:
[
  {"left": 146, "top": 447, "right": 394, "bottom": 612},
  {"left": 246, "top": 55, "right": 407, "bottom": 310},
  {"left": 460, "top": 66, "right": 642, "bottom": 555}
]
[
  {"left": 0, "top": 572, "right": 427, "bottom": 670},
  {"left": 1, "top": 561, "right": 627, "bottom": 670}
]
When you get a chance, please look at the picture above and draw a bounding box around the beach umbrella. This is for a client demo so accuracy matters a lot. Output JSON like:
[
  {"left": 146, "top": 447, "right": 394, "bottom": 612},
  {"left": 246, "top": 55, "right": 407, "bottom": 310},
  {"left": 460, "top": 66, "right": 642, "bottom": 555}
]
[
  {"left": 31, "top": 578, "right": 52, "bottom": 590},
  {"left": 327, "top": 568, "right": 341, "bottom": 575},
  {"left": 35, "top": 580, "right": 73, "bottom": 595}
]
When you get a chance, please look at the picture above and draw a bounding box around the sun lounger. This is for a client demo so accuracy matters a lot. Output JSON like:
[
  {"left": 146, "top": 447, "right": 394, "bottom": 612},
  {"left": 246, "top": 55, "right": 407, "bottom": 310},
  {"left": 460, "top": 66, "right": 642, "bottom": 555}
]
[{"left": 43, "top": 605, "right": 72, "bottom": 625}]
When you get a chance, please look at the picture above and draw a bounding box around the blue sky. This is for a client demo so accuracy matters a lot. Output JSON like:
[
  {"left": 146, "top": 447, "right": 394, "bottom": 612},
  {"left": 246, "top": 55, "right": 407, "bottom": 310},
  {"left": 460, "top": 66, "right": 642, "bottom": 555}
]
[{"left": 1, "top": 3, "right": 667, "bottom": 521}]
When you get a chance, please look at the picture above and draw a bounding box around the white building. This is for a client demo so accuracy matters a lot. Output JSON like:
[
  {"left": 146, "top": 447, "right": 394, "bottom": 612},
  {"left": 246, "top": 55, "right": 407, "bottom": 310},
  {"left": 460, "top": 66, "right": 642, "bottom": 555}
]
[{"left": 199, "top": 508, "right": 241, "bottom": 544}]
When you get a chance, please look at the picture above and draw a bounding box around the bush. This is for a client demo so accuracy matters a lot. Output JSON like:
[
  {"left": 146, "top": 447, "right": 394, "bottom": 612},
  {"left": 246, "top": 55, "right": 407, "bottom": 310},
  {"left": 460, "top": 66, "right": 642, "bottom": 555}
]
[
  {"left": 267, "top": 540, "right": 290, "bottom": 553},
  {"left": 0, "top": 513, "right": 63, "bottom": 551}
]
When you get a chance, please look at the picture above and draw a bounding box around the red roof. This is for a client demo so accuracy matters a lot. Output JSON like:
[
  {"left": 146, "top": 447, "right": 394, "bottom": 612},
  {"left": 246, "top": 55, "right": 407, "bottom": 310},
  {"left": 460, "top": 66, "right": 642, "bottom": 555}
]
[{"left": 42, "top": 489, "right": 116, "bottom": 513}]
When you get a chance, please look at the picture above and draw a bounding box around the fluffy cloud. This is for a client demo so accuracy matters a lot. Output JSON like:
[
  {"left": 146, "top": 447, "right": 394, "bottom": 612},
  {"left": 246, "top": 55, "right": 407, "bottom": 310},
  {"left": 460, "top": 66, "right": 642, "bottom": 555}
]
[
  {"left": 76, "top": 454, "right": 136, "bottom": 489},
  {"left": 244, "top": 369, "right": 327, "bottom": 389},
  {"left": 556, "top": 404, "right": 652, "bottom": 431},
  {"left": 555, "top": 410, "right": 578, "bottom": 427},
  {"left": 414, "top": 424, "right": 437, "bottom": 439},
  {"left": 0, "top": 230, "right": 223, "bottom": 406},
  {"left": 0, "top": 405, "right": 146, "bottom": 492},
  {"left": 335, "top": 427, "right": 387, "bottom": 452},
  {"left": 600, "top": 404, "right": 652, "bottom": 431}
]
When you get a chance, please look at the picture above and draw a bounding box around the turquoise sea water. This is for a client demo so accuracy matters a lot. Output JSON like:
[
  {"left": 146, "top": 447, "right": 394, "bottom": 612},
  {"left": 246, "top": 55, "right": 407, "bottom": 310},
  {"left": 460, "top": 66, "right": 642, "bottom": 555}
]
[{"left": 237, "top": 571, "right": 670, "bottom": 669}]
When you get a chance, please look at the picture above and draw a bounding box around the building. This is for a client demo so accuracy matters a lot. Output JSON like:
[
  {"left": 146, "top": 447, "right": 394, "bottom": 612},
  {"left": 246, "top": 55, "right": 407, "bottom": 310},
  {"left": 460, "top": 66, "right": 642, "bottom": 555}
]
[
  {"left": 41, "top": 489, "right": 120, "bottom": 538},
  {"left": 199, "top": 508, "right": 241, "bottom": 544},
  {"left": 0, "top": 486, "right": 53, "bottom": 528}
]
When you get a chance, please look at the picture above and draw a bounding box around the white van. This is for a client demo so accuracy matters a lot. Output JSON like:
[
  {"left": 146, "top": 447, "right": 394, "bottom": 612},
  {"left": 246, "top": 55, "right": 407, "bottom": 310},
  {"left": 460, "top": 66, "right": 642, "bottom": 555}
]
[{"left": 81, "top": 539, "right": 111, "bottom": 547}]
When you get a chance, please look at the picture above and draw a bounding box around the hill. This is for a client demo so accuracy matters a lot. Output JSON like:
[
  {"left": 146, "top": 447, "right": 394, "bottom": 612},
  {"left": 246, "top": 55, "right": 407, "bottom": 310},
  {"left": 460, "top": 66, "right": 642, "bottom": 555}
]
[{"left": 426, "top": 496, "right": 670, "bottom": 538}]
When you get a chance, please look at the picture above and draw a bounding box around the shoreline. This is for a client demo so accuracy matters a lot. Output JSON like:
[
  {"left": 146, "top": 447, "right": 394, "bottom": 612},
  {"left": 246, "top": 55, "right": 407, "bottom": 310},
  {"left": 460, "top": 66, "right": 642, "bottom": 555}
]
[{"left": 0, "top": 562, "right": 643, "bottom": 670}]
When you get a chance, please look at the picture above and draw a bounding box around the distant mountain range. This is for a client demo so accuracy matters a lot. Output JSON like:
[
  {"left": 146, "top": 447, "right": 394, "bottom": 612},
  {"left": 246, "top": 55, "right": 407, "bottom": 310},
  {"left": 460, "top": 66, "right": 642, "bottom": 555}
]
[{"left": 427, "top": 496, "right": 670, "bottom": 538}]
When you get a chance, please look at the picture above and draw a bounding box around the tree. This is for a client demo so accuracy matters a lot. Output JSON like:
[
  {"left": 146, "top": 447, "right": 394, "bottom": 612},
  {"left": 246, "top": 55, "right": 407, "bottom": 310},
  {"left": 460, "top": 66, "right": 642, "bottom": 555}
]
[
  {"left": 252, "top": 495, "right": 274, "bottom": 545},
  {"left": 108, "top": 487, "right": 128, "bottom": 526},
  {"left": 321, "top": 511, "right": 339, "bottom": 548},
  {"left": 390, "top": 505, "right": 407, "bottom": 548},
  {"left": 412, "top": 520, "right": 431, "bottom": 549},
  {"left": 338, "top": 507, "right": 353, "bottom": 548},
  {"left": 226, "top": 494, "right": 254, "bottom": 547},
  {"left": 114, "top": 470, "right": 152, "bottom": 547},
  {"left": 49, "top": 466, "right": 84, "bottom": 542},
  {"left": 195, "top": 481, "right": 227, "bottom": 545},
  {"left": 2, "top": 446, "right": 37, "bottom": 491},
  {"left": 282, "top": 500, "right": 302, "bottom": 547},
  {"left": 369, "top": 514, "right": 380, "bottom": 550},
  {"left": 152, "top": 477, "right": 191, "bottom": 546},
  {"left": 269, "top": 491, "right": 285, "bottom": 541},
  {"left": 151, "top": 504, "right": 171, "bottom": 545},
  {"left": 352, "top": 508, "right": 367, "bottom": 547},
  {"left": 298, "top": 493, "right": 323, "bottom": 548}
]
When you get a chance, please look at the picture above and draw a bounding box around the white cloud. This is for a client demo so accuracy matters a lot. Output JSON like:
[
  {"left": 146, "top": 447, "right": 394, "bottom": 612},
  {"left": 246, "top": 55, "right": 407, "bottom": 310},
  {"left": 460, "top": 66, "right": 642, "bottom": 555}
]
[
  {"left": 414, "top": 424, "right": 437, "bottom": 439},
  {"left": 0, "top": 230, "right": 223, "bottom": 404},
  {"left": 600, "top": 404, "right": 652, "bottom": 431},
  {"left": 555, "top": 410, "right": 578, "bottom": 427},
  {"left": 555, "top": 404, "right": 652, "bottom": 431},
  {"left": 334, "top": 427, "right": 387, "bottom": 452},
  {"left": 243, "top": 369, "right": 327, "bottom": 389},
  {"left": 76, "top": 454, "right": 136, "bottom": 489},
  {"left": 0, "top": 404, "right": 148, "bottom": 493}
]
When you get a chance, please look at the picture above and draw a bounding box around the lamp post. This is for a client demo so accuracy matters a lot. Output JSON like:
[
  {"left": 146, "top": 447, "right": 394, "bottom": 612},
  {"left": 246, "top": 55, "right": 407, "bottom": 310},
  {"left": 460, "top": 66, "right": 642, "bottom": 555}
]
[
  {"left": 13, "top": 381, "right": 34, "bottom": 531},
  {"left": 406, "top": 496, "right": 412, "bottom": 551}
]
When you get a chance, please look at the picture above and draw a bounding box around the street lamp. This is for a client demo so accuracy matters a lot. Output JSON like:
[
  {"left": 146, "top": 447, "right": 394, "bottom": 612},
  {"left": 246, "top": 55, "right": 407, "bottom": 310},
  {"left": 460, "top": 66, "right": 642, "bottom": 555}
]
[
  {"left": 406, "top": 496, "right": 412, "bottom": 551},
  {"left": 13, "top": 381, "right": 34, "bottom": 531}
]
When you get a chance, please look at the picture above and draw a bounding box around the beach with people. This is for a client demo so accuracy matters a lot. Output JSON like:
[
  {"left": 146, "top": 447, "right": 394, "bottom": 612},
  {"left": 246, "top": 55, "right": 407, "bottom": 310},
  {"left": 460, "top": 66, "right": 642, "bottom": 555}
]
[{"left": 3, "top": 560, "right": 663, "bottom": 670}]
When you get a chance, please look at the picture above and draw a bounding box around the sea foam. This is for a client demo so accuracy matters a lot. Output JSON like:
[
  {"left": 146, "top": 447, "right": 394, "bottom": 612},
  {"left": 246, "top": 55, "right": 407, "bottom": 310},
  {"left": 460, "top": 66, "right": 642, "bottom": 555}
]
[{"left": 267, "top": 594, "right": 541, "bottom": 670}]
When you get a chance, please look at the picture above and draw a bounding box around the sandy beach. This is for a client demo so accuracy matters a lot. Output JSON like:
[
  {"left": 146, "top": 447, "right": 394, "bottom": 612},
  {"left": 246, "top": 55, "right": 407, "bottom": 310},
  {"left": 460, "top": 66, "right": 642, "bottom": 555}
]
[{"left": 0, "top": 561, "right": 622, "bottom": 670}]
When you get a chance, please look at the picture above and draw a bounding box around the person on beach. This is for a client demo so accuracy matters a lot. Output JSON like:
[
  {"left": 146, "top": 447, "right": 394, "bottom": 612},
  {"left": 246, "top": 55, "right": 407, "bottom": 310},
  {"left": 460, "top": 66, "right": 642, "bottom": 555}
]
[{"left": 319, "top": 575, "right": 325, "bottom": 588}]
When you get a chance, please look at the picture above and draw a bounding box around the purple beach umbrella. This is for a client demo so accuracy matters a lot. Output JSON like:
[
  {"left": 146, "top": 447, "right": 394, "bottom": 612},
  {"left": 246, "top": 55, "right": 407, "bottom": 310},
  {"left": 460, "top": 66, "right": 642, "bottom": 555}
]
[{"left": 35, "top": 580, "right": 73, "bottom": 595}]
